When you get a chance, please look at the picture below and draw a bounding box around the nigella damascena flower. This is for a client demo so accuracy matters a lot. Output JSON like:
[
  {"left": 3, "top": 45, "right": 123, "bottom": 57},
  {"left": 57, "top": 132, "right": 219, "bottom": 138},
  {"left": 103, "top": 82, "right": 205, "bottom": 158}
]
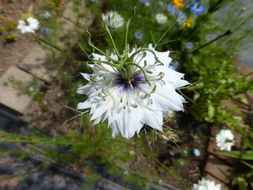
[
  {"left": 185, "top": 42, "right": 194, "bottom": 50},
  {"left": 216, "top": 129, "right": 235, "bottom": 151},
  {"left": 135, "top": 30, "right": 144, "bottom": 40},
  {"left": 155, "top": 13, "right": 168, "bottom": 24},
  {"left": 190, "top": 1, "right": 205, "bottom": 15},
  {"left": 17, "top": 17, "right": 39, "bottom": 34},
  {"left": 192, "top": 178, "right": 221, "bottom": 190},
  {"left": 102, "top": 11, "right": 124, "bottom": 29},
  {"left": 40, "top": 27, "right": 51, "bottom": 36},
  {"left": 77, "top": 44, "right": 189, "bottom": 138},
  {"left": 165, "top": 3, "right": 178, "bottom": 16},
  {"left": 168, "top": 60, "right": 179, "bottom": 70},
  {"left": 176, "top": 11, "right": 187, "bottom": 25},
  {"left": 42, "top": 11, "right": 51, "bottom": 19}
]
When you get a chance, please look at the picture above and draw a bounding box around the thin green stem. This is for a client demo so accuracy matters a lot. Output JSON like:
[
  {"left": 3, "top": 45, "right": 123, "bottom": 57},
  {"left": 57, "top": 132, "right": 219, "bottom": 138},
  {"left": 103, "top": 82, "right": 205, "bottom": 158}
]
[
  {"left": 95, "top": 60, "right": 120, "bottom": 69},
  {"left": 63, "top": 105, "right": 83, "bottom": 114},
  {"left": 177, "top": 89, "right": 193, "bottom": 103},
  {"left": 38, "top": 38, "right": 64, "bottom": 53},
  {"left": 144, "top": 129, "right": 153, "bottom": 151},
  {"left": 77, "top": 41, "right": 90, "bottom": 58},
  {"left": 191, "top": 30, "right": 232, "bottom": 53},
  {"left": 88, "top": 40, "right": 118, "bottom": 63},
  {"left": 105, "top": 25, "right": 121, "bottom": 59},
  {"left": 86, "top": 31, "right": 120, "bottom": 64},
  {"left": 61, "top": 111, "right": 88, "bottom": 127},
  {"left": 156, "top": 38, "right": 179, "bottom": 47},
  {"left": 124, "top": 19, "right": 131, "bottom": 59},
  {"left": 150, "top": 32, "right": 156, "bottom": 45},
  {"left": 129, "top": 48, "right": 163, "bottom": 65},
  {"left": 154, "top": 23, "right": 176, "bottom": 49},
  {"left": 126, "top": 62, "right": 150, "bottom": 86}
]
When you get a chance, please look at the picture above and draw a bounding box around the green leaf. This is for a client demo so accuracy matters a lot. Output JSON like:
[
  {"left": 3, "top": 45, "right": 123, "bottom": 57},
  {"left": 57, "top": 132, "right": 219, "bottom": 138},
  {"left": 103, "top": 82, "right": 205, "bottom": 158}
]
[
  {"left": 208, "top": 104, "right": 215, "bottom": 120},
  {"left": 216, "top": 151, "right": 253, "bottom": 160},
  {"left": 241, "top": 161, "right": 253, "bottom": 169},
  {"left": 232, "top": 177, "right": 248, "bottom": 190}
]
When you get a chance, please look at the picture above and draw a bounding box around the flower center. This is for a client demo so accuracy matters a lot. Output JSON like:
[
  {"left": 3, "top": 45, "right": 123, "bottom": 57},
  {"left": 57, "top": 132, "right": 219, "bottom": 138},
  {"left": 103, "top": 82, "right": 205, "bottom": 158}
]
[{"left": 115, "top": 73, "right": 143, "bottom": 90}]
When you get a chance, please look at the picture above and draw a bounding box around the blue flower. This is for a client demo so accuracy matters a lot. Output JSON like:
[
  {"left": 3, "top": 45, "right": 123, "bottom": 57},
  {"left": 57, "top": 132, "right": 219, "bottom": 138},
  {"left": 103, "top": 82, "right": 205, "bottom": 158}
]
[
  {"left": 139, "top": 0, "right": 151, "bottom": 6},
  {"left": 135, "top": 31, "right": 144, "bottom": 40},
  {"left": 166, "top": 4, "right": 188, "bottom": 26},
  {"left": 41, "top": 27, "right": 51, "bottom": 36},
  {"left": 185, "top": 42, "right": 194, "bottom": 50},
  {"left": 205, "top": 34, "right": 216, "bottom": 41},
  {"left": 42, "top": 11, "right": 51, "bottom": 19},
  {"left": 190, "top": 1, "right": 205, "bottom": 15},
  {"left": 165, "top": 3, "right": 177, "bottom": 16},
  {"left": 176, "top": 11, "right": 187, "bottom": 25},
  {"left": 168, "top": 61, "right": 179, "bottom": 70}
]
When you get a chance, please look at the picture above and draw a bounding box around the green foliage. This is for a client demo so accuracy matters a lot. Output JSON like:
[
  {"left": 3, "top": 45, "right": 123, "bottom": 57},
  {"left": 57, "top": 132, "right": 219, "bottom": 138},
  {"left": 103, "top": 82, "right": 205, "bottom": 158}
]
[
  {"left": 3, "top": 20, "right": 17, "bottom": 32},
  {"left": 43, "top": 0, "right": 62, "bottom": 10},
  {"left": 0, "top": 27, "right": 4, "bottom": 33},
  {"left": 232, "top": 177, "right": 248, "bottom": 190},
  {"left": 124, "top": 172, "right": 150, "bottom": 189},
  {"left": 3, "top": 34, "right": 18, "bottom": 43},
  {"left": 0, "top": 120, "right": 186, "bottom": 188},
  {"left": 217, "top": 150, "right": 253, "bottom": 188},
  {"left": 217, "top": 151, "right": 253, "bottom": 160},
  {"left": 50, "top": 126, "right": 135, "bottom": 164}
]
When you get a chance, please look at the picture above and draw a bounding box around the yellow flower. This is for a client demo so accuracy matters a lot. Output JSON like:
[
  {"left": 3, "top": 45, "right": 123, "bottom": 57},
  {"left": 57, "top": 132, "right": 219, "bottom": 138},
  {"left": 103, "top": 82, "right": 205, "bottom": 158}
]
[
  {"left": 183, "top": 18, "right": 193, "bottom": 28},
  {"left": 172, "top": 0, "right": 184, "bottom": 9}
]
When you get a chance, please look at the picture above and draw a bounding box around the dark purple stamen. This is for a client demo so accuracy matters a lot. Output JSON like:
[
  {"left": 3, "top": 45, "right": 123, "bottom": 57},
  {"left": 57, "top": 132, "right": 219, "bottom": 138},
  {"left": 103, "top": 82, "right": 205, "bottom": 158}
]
[{"left": 114, "top": 73, "right": 143, "bottom": 90}]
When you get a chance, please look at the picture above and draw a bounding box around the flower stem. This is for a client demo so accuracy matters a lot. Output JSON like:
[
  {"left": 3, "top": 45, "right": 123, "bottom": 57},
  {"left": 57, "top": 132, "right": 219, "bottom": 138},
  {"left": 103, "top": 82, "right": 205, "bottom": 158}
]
[
  {"left": 154, "top": 23, "right": 176, "bottom": 49},
  {"left": 95, "top": 60, "right": 120, "bottom": 69},
  {"left": 86, "top": 31, "right": 120, "bottom": 64},
  {"left": 191, "top": 30, "right": 232, "bottom": 53},
  {"left": 129, "top": 48, "right": 163, "bottom": 65},
  {"left": 126, "top": 62, "right": 151, "bottom": 86},
  {"left": 38, "top": 38, "right": 64, "bottom": 53},
  {"left": 124, "top": 19, "right": 131, "bottom": 59},
  {"left": 105, "top": 25, "right": 121, "bottom": 59}
]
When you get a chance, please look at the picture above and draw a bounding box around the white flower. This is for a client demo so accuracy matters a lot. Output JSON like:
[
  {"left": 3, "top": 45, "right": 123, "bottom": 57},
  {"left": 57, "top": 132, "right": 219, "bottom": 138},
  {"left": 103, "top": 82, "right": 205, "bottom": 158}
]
[
  {"left": 192, "top": 178, "right": 221, "bottom": 190},
  {"left": 155, "top": 13, "right": 168, "bottom": 24},
  {"left": 102, "top": 11, "right": 124, "bottom": 29},
  {"left": 216, "top": 129, "right": 235, "bottom": 151},
  {"left": 77, "top": 44, "right": 189, "bottom": 138},
  {"left": 17, "top": 17, "right": 39, "bottom": 34}
]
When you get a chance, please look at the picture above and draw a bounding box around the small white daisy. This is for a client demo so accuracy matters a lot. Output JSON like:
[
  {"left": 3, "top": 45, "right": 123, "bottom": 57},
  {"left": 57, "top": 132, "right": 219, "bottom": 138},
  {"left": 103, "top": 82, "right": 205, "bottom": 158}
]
[
  {"left": 216, "top": 129, "right": 235, "bottom": 151},
  {"left": 77, "top": 44, "right": 189, "bottom": 138},
  {"left": 17, "top": 17, "right": 39, "bottom": 34},
  {"left": 102, "top": 11, "right": 124, "bottom": 29},
  {"left": 155, "top": 13, "right": 168, "bottom": 24},
  {"left": 192, "top": 178, "right": 221, "bottom": 190}
]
